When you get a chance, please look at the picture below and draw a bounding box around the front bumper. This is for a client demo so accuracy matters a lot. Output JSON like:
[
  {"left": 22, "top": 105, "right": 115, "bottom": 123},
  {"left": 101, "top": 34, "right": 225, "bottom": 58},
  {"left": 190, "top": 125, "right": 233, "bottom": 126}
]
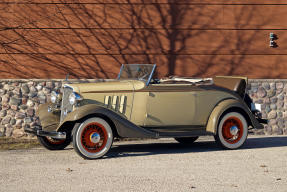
[{"left": 24, "top": 126, "right": 66, "bottom": 139}]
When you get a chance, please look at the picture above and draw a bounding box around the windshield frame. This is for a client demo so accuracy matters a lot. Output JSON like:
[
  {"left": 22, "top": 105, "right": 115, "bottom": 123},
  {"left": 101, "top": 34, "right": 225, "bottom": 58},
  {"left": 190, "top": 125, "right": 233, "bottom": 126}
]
[{"left": 117, "top": 64, "right": 156, "bottom": 86}]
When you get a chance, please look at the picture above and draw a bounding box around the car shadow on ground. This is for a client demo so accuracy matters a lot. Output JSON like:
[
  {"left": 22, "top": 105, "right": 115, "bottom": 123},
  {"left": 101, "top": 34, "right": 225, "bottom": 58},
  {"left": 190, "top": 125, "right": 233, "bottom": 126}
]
[{"left": 106, "top": 136, "right": 287, "bottom": 158}]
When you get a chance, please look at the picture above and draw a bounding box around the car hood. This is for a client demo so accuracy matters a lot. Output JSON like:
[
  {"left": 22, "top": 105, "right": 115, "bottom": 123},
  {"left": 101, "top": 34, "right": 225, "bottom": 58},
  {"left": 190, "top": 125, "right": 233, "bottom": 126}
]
[{"left": 64, "top": 80, "right": 146, "bottom": 93}]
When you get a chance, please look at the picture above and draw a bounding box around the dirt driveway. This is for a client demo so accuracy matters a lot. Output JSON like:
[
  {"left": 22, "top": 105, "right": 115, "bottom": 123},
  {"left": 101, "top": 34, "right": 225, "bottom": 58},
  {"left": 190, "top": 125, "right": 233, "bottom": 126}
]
[{"left": 0, "top": 135, "right": 287, "bottom": 192}]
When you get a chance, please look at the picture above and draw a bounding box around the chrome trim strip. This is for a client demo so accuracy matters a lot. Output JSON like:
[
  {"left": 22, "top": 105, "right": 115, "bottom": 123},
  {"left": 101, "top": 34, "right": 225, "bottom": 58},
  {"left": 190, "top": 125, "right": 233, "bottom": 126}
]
[
  {"left": 146, "top": 64, "right": 156, "bottom": 86},
  {"left": 60, "top": 86, "right": 73, "bottom": 122},
  {"left": 117, "top": 64, "right": 124, "bottom": 80}
]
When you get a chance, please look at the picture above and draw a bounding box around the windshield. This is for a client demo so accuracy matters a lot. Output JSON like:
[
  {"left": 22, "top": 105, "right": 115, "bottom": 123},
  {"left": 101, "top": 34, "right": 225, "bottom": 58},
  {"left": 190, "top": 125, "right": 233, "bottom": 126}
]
[{"left": 117, "top": 64, "right": 156, "bottom": 85}]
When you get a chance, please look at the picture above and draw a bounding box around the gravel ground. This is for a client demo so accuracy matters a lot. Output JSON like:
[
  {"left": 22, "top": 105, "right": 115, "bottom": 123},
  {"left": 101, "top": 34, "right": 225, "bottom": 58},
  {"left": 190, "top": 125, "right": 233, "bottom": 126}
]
[{"left": 0, "top": 135, "right": 287, "bottom": 192}]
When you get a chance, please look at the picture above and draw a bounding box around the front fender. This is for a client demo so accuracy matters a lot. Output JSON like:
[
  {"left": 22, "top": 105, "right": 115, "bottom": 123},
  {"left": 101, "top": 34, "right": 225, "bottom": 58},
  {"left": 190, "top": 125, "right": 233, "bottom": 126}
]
[
  {"left": 57, "top": 104, "right": 112, "bottom": 130},
  {"left": 57, "top": 104, "right": 156, "bottom": 138},
  {"left": 206, "top": 99, "right": 263, "bottom": 134},
  {"left": 56, "top": 104, "right": 125, "bottom": 131},
  {"left": 37, "top": 103, "right": 60, "bottom": 132}
]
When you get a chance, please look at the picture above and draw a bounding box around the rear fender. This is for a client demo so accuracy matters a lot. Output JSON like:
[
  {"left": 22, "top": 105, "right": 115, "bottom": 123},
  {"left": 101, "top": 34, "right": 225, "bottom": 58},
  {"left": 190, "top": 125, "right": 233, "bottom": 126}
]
[{"left": 206, "top": 99, "right": 263, "bottom": 134}]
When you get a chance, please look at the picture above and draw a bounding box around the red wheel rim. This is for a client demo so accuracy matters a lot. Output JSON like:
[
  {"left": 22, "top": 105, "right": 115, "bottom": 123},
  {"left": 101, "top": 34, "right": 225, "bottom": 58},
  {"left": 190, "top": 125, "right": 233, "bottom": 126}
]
[
  {"left": 222, "top": 116, "right": 244, "bottom": 144},
  {"left": 80, "top": 122, "right": 108, "bottom": 153},
  {"left": 46, "top": 137, "right": 65, "bottom": 145}
]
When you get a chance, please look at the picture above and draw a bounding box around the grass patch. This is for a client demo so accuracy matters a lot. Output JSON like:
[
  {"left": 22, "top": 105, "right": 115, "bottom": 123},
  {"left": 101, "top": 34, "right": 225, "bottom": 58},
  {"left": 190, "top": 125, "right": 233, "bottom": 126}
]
[{"left": 0, "top": 137, "right": 40, "bottom": 150}]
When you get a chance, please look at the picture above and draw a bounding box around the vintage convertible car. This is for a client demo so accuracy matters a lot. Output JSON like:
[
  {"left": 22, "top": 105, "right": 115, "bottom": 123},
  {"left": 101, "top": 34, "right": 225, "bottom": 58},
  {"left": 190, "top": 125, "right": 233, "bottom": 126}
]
[{"left": 25, "top": 64, "right": 266, "bottom": 159}]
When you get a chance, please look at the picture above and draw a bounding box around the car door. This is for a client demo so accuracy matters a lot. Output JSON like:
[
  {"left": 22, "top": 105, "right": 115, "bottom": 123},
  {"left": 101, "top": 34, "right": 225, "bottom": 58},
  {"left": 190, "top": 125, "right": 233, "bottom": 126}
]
[{"left": 143, "top": 85, "right": 198, "bottom": 130}]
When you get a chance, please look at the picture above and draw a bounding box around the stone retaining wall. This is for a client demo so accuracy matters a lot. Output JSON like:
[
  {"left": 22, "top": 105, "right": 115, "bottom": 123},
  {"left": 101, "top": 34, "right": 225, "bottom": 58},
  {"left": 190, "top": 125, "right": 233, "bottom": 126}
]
[
  {"left": 247, "top": 79, "right": 287, "bottom": 135},
  {"left": 0, "top": 79, "right": 103, "bottom": 138},
  {"left": 0, "top": 79, "right": 286, "bottom": 138}
]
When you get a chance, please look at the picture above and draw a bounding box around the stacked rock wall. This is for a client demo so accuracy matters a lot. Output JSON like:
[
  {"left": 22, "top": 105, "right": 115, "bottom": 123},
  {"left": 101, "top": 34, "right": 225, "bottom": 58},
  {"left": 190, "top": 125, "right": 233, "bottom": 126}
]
[
  {"left": 0, "top": 79, "right": 102, "bottom": 138},
  {"left": 0, "top": 80, "right": 60, "bottom": 138},
  {"left": 0, "top": 79, "right": 286, "bottom": 138},
  {"left": 247, "top": 79, "right": 287, "bottom": 135}
]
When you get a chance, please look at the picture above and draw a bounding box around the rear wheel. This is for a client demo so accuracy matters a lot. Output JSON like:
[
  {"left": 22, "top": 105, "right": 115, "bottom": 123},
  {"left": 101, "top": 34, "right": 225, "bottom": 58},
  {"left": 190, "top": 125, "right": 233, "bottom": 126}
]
[
  {"left": 174, "top": 137, "right": 199, "bottom": 144},
  {"left": 215, "top": 112, "right": 248, "bottom": 149},
  {"left": 73, "top": 117, "right": 113, "bottom": 160},
  {"left": 37, "top": 135, "right": 71, "bottom": 150}
]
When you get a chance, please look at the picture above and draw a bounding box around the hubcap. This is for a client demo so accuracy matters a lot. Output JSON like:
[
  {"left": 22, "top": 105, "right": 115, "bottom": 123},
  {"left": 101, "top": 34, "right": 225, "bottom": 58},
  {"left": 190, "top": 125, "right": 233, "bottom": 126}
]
[
  {"left": 230, "top": 126, "right": 239, "bottom": 136},
  {"left": 222, "top": 116, "right": 243, "bottom": 144},
  {"left": 90, "top": 132, "right": 101, "bottom": 144}
]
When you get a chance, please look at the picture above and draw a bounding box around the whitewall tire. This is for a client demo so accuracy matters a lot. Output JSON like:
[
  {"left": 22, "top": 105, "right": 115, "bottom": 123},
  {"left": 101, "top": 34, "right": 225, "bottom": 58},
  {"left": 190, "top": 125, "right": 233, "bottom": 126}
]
[
  {"left": 215, "top": 112, "right": 248, "bottom": 149},
  {"left": 73, "top": 117, "right": 113, "bottom": 159}
]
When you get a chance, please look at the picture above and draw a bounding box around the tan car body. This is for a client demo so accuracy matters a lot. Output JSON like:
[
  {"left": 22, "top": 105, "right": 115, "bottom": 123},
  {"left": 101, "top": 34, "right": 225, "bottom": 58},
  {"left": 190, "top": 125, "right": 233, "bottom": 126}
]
[{"left": 38, "top": 78, "right": 262, "bottom": 138}]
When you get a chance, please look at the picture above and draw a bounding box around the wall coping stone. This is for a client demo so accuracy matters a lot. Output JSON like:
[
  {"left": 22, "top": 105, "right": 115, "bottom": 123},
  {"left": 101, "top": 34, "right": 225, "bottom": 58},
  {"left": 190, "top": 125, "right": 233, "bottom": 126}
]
[
  {"left": 0, "top": 79, "right": 108, "bottom": 82},
  {"left": 249, "top": 79, "right": 287, "bottom": 82},
  {"left": 1, "top": 79, "right": 287, "bottom": 82}
]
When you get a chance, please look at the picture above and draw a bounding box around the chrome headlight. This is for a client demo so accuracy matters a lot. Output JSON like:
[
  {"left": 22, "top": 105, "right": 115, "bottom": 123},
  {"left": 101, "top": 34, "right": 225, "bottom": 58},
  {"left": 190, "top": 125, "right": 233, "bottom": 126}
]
[
  {"left": 69, "top": 92, "right": 82, "bottom": 105},
  {"left": 51, "top": 91, "right": 62, "bottom": 104}
]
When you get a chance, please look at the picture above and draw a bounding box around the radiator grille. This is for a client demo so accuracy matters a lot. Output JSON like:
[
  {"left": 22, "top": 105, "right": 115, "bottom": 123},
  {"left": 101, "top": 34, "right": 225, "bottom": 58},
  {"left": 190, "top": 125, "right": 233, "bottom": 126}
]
[{"left": 60, "top": 87, "right": 73, "bottom": 122}]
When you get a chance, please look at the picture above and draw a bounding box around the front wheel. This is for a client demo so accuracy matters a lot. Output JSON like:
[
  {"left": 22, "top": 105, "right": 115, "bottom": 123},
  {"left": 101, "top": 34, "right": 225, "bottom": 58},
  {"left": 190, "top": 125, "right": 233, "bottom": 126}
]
[
  {"left": 214, "top": 112, "right": 248, "bottom": 149},
  {"left": 73, "top": 117, "right": 113, "bottom": 160},
  {"left": 37, "top": 135, "right": 71, "bottom": 150}
]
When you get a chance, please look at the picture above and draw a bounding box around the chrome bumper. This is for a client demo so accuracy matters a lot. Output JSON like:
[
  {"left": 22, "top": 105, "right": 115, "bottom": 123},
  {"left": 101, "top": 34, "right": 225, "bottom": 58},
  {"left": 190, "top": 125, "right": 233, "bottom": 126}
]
[{"left": 24, "top": 126, "right": 66, "bottom": 139}]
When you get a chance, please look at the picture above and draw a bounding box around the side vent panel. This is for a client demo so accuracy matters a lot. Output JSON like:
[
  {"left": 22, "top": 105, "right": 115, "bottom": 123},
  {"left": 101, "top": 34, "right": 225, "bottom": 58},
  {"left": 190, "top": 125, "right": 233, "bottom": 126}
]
[
  {"left": 104, "top": 95, "right": 127, "bottom": 114},
  {"left": 104, "top": 96, "right": 111, "bottom": 107},
  {"left": 119, "top": 95, "right": 127, "bottom": 113},
  {"left": 112, "top": 95, "right": 119, "bottom": 110}
]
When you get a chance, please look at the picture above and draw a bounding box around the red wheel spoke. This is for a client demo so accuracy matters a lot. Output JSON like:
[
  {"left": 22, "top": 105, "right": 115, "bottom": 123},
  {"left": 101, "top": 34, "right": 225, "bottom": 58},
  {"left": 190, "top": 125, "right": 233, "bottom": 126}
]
[{"left": 80, "top": 122, "right": 108, "bottom": 153}]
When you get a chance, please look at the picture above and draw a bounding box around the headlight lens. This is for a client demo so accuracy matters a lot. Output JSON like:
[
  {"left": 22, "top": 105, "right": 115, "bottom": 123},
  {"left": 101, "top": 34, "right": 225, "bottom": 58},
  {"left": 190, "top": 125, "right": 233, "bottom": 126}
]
[
  {"left": 69, "top": 92, "right": 82, "bottom": 105},
  {"left": 51, "top": 91, "right": 58, "bottom": 103}
]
